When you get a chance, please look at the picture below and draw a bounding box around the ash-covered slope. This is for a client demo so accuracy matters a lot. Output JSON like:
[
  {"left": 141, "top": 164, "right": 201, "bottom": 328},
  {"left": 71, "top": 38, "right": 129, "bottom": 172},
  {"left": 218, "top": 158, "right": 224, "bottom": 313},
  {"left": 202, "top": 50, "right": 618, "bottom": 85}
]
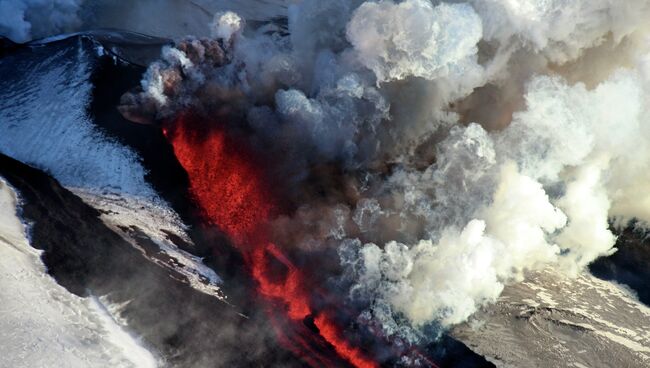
[{"left": 452, "top": 268, "right": 650, "bottom": 367}]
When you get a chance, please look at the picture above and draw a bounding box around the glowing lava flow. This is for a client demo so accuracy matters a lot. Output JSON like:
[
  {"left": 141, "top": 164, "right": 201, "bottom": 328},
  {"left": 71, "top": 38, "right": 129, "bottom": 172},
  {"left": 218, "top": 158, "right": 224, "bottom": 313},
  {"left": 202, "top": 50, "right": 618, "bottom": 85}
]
[{"left": 165, "top": 114, "right": 377, "bottom": 368}]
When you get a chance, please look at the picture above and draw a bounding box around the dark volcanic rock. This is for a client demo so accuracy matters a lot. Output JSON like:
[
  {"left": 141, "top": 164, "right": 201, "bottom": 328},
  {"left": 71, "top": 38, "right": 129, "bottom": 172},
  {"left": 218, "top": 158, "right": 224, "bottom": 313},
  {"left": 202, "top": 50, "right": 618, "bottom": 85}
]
[
  {"left": 426, "top": 336, "right": 495, "bottom": 368},
  {"left": 590, "top": 227, "right": 650, "bottom": 306},
  {"left": 0, "top": 36, "right": 19, "bottom": 57}
]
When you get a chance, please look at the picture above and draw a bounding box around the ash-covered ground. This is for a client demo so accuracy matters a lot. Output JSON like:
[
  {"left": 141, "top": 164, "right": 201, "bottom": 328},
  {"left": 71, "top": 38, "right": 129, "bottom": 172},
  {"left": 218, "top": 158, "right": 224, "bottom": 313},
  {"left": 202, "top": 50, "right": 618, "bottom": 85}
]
[{"left": 453, "top": 268, "right": 650, "bottom": 367}]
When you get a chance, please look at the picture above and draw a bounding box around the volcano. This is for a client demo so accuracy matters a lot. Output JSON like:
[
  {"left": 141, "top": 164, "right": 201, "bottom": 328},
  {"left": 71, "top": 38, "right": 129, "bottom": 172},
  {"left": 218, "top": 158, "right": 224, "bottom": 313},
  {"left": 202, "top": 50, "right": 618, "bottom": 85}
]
[{"left": 3, "top": 2, "right": 650, "bottom": 368}]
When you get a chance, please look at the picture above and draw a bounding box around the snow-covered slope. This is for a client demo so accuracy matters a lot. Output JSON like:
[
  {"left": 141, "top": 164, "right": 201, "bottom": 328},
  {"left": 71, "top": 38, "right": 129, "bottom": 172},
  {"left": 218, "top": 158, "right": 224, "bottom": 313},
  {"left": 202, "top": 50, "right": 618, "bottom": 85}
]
[
  {"left": 0, "top": 37, "right": 155, "bottom": 198},
  {"left": 0, "top": 36, "right": 224, "bottom": 301},
  {"left": 0, "top": 178, "right": 158, "bottom": 368}
]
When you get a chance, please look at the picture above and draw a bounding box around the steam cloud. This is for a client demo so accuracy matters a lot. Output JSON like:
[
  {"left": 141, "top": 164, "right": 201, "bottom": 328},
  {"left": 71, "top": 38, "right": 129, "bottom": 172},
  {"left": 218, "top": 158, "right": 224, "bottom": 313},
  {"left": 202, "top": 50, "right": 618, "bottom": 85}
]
[{"left": 120, "top": 0, "right": 650, "bottom": 343}]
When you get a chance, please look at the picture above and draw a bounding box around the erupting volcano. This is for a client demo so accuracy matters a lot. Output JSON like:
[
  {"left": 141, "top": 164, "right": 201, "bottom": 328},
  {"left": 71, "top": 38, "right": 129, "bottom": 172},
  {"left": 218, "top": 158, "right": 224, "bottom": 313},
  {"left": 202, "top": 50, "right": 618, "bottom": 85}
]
[
  {"left": 164, "top": 113, "right": 378, "bottom": 368},
  {"left": 6, "top": 1, "right": 650, "bottom": 367}
]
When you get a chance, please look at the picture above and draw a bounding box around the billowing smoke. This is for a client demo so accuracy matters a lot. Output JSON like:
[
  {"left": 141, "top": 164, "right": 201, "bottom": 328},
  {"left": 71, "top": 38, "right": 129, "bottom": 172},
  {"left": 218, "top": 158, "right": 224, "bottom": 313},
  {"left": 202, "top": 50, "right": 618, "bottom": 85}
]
[
  {"left": 347, "top": 1, "right": 483, "bottom": 83},
  {"left": 0, "top": 0, "right": 83, "bottom": 42},
  {"left": 120, "top": 0, "right": 650, "bottom": 346}
]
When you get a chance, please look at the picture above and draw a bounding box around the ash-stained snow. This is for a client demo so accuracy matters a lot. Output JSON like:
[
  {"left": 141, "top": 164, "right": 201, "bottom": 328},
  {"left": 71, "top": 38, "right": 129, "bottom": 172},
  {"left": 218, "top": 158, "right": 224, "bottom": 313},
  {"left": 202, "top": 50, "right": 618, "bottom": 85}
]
[
  {"left": 80, "top": 191, "right": 226, "bottom": 300},
  {"left": 0, "top": 178, "right": 158, "bottom": 368},
  {"left": 451, "top": 268, "right": 650, "bottom": 367}
]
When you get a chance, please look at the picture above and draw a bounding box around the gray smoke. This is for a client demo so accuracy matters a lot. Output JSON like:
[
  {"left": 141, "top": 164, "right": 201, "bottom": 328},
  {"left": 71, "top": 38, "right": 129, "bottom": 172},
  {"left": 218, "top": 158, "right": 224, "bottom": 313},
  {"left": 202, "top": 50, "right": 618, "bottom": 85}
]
[{"left": 120, "top": 0, "right": 650, "bottom": 344}]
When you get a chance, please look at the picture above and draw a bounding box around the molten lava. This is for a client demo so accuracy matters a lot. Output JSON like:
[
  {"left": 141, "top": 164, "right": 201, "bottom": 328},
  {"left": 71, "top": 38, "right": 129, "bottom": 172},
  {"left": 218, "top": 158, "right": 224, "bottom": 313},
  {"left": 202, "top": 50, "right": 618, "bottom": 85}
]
[
  {"left": 165, "top": 114, "right": 377, "bottom": 368},
  {"left": 163, "top": 118, "right": 272, "bottom": 244}
]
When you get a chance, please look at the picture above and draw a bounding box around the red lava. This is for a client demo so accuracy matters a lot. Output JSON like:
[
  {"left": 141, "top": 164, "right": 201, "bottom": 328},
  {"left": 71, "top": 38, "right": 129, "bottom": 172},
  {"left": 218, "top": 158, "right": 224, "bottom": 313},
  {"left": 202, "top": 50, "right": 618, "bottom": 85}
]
[{"left": 165, "top": 113, "right": 377, "bottom": 368}]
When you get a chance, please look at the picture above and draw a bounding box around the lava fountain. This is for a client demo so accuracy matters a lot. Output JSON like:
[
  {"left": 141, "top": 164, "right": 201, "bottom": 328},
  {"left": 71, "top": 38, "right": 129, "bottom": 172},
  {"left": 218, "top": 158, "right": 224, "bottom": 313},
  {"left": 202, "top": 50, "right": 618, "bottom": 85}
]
[{"left": 164, "top": 113, "right": 377, "bottom": 368}]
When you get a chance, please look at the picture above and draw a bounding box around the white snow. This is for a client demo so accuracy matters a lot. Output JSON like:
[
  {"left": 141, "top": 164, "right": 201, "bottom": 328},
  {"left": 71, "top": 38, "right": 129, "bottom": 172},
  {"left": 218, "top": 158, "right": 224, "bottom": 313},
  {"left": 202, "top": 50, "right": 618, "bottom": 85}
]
[
  {"left": 89, "top": 297, "right": 160, "bottom": 368},
  {"left": 0, "top": 41, "right": 158, "bottom": 199},
  {"left": 0, "top": 177, "right": 158, "bottom": 368}
]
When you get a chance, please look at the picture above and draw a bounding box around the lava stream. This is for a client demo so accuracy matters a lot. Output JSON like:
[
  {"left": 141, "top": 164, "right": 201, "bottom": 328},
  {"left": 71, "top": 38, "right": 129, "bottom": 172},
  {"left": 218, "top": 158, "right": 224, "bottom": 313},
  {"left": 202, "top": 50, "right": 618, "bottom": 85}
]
[{"left": 165, "top": 114, "right": 377, "bottom": 368}]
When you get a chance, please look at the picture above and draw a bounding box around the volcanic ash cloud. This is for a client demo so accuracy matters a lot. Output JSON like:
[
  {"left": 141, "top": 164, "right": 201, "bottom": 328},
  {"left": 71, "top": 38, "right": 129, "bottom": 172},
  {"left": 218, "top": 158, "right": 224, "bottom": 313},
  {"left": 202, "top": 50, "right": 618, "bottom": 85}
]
[{"left": 121, "top": 0, "right": 650, "bottom": 343}]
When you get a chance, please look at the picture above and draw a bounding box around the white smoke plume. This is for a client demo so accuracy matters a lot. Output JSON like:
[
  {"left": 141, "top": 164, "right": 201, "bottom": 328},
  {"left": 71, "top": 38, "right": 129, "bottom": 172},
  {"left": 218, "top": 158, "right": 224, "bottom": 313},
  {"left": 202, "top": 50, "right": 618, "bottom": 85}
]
[{"left": 119, "top": 0, "right": 650, "bottom": 344}]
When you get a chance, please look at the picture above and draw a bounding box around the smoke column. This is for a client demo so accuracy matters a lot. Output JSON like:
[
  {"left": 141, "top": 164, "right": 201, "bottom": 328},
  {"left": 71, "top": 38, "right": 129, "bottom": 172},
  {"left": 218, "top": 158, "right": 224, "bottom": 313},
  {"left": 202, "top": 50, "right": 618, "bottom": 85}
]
[{"left": 119, "top": 0, "right": 650, "bottom": 360}]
